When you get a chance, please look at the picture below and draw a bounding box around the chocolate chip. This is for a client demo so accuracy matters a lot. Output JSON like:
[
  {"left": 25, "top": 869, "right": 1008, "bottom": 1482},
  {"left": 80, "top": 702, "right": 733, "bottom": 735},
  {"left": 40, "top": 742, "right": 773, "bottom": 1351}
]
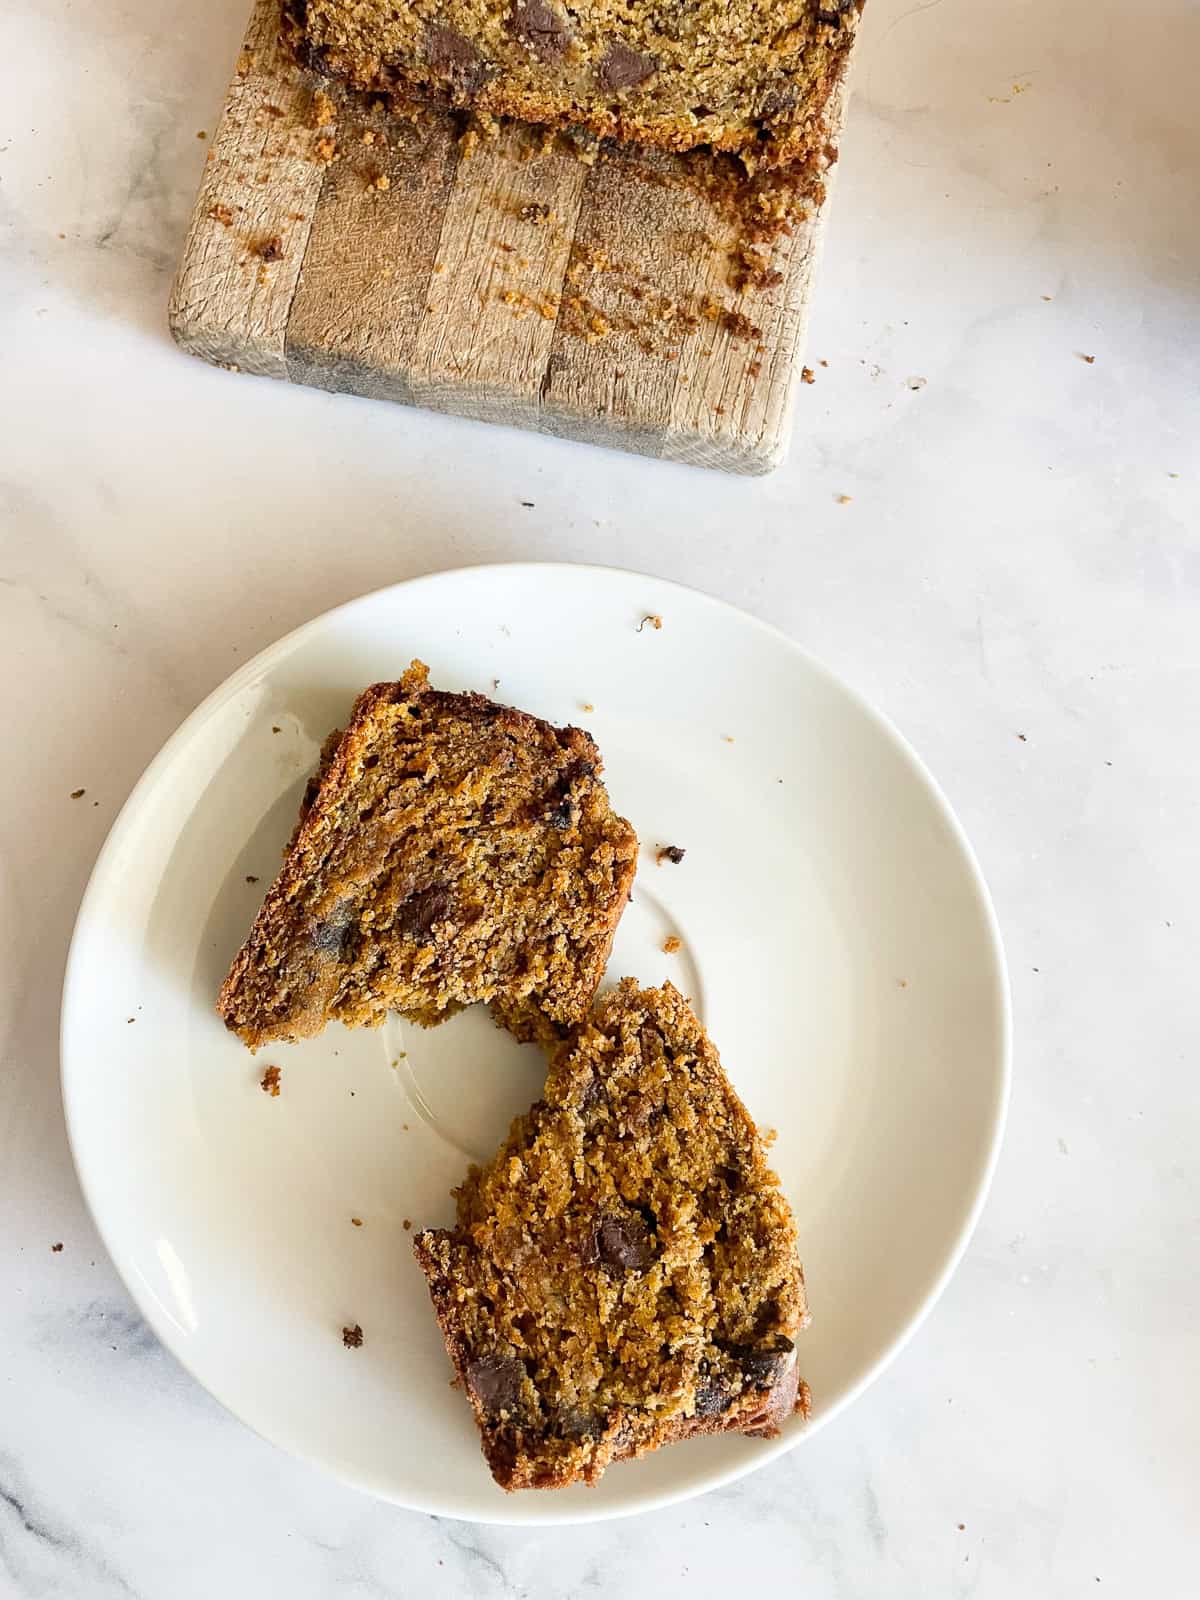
[
  {"left": 509, "top": 0, "right": 572, "bottom": 62},
  {"left": 311, "top": 913, "right": 355, "bottom": 956},
  {"left": 657, "top": 844, "right": 686, "bottom": 865},
  {"left": 424, "top": 24, "right": 492, "bottom": 94},
  {"left": 727, "top": 1338, "right": 794, "bottom": 1388},
  {"left": 466, "top": 1353, "right": 526, "bottom": 1416},
  {"left": 759, "top": 80, "right": 798, "bottom": 119},
  {"left": 554, "top": 1404, "right": 602, "bottom": 1439},
  {"left": 598, "top": 43, "right": 658, "bottom": 92},
  {"left": 579, "top": 1070, "right": 604, "bottom": 1113},
  {"left": 695, "top": 1377, "right": 733, "bottom": 1417},
  {"left": 596, "top": 1213, "right": 652, "bottom": 1271},
  {"left": 547, "top": 796, "right": 579, "bottom": 830},
  {"left": 396, "top": 884, "right": 451, "bottom": 941}
]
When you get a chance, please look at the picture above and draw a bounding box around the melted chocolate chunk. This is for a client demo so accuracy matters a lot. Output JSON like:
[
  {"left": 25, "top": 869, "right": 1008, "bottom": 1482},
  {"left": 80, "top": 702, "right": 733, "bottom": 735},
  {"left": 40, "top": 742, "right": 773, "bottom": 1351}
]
[
  {"left": 596, "top": 1213, "right": 652, "bottom": 1271},
  {"left": 727, "top": 1338, "right": 794, "bottom": 1388},
  {"left": 694, "top": 1376, "right": 733, "bottom": 1417},
  {"left": 759, "top": 80, "right": 798, "bottom": 118},
  {"left": 598, "top": 43, "right": 658, "bottom": 92},
  {"left": 509, "top": 0, "right": 573, "bottom": 62},
  {"left": 311, "top": 912, "right": 355, "bottom": 956},
  {"left": 466, "top": 1353, "right": 526, "bottom": 1416},
  {"left": 547, "top": 796, "right": 580, "bottom": 830},
  {"left": 397, "top": 884, "right": 452, "bottom": 941},
  {"left": 424, "top": 24, "right": 492, "bottom": 94}
]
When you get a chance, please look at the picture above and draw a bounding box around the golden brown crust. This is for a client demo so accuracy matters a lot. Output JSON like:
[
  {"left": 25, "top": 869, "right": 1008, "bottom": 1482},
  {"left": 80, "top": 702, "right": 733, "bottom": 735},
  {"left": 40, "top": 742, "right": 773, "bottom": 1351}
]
[
  {"left": 413, "top": 981, "right": 809, "bottom": 1490},
  {"left": 287, "top": 0, "right": 861, "bottom": 170},
  {"left": 218, "top": 662, "right": 637, "bottom": 1049}
]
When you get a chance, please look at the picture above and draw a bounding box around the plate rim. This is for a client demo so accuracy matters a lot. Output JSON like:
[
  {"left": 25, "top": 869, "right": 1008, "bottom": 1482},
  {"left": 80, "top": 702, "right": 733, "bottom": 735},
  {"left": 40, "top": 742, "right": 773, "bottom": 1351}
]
[{"left": 60, "top": 560, "right": 1012, "bottom": 1526}]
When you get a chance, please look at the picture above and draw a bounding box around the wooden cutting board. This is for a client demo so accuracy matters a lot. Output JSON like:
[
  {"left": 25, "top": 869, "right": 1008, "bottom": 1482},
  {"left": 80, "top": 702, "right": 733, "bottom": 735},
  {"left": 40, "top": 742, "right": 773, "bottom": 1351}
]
[{"left": 169, "top": 0, "right": 849, "bottom": 474}]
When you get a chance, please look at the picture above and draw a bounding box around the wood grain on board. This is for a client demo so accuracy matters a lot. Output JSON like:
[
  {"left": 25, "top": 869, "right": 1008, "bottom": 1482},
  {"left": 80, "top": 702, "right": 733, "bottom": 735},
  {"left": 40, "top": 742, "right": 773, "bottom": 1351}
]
[{"left": 169, "top": 0, "right": 849, "bottom": 474}]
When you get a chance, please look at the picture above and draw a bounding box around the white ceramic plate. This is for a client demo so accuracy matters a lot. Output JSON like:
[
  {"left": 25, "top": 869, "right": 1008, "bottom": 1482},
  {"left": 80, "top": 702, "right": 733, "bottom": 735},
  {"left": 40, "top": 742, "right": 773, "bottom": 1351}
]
[{"left": 62, "top": 564, "right": 1009, "bottom": 1525}]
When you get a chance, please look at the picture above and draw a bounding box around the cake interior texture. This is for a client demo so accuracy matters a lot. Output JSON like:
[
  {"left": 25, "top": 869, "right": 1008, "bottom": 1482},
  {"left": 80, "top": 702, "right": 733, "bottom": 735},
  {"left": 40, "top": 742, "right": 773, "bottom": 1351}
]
[
  {"left": 218, "top": 662, "right": 638, "bottom": 1049},
  {"left": 414, "top": 980, "right": 809, "bottom": 1490},
  {"left": 290, "top": 0, "right": 861, "bottom": 168}
]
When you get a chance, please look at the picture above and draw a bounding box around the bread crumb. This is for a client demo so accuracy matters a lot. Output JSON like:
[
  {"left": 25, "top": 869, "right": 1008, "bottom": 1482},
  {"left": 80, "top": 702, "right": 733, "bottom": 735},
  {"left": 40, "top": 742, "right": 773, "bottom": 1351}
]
[
  {"left": 315, "top": 135, "right": 337, "bottom": 164},
  {"left": 245, "top": 875, "right": 259, "bottom": 884},
  {"left": 70, "top": 788, "right": 86, "bottom": 799},
  {"left": 51, "top": 1242, "right": 63, "bottom": 1252},
  {"left": 1080, "top": 353, "right": 1096, "bottom": 364},
  {"left": 256, "top": 234, "right": 284, "bottom": 262},
  {"left": 342, "top": 1323, "right": 364, "bottom": 1348},
  {"left": 403, "top": 1218, "right": 412, "bottom": 1230},
  {"left": 637, "top": 614, "right": 663, "bottom": 632},
  {"left": 206, "top": 202, "right": 235, "bottom": 226},
  {"left": 196, "top": 130, "right": 207, "bottom": 140},
  {"left": 722, "top": 735, "right": 735, "bottom": 744},
  {"left": 663, "top": 935, "right": 682, "bottom": 954},
  {"left": 351, "top": 1217, "right": 363, "bottom": 1227},
  {"left": 819, "top": 358, "right": 829, "bottom": 367},
  {"left": 762, "top": 1127, "right": 778, "bottom": 1147},
  {"left": 369, "top": 171, "right": 390, "bottom": 192},
  {"left": 801, "top": 366, "right": 815, "bottom": 384},
  {"left": 361, "top": 128, "right": 378, "bottom": 145},
  {"left": 260, "top": 1064, "right": 282, "bottom": 1096},
  {"left": 835, "top": 493, "right": 853, "bottom": 504},
  {"left": 313, "top": 91, "right": 336, "bottom": 128},
  {"left": 656, "top": 845, "right": 686, "bottom": 865},
  {"left": 1017, "top": 732, "right": 1027, "bottom": 742},
  {"left": 582, "top": 701, "right": 595, "bottom": 712}
]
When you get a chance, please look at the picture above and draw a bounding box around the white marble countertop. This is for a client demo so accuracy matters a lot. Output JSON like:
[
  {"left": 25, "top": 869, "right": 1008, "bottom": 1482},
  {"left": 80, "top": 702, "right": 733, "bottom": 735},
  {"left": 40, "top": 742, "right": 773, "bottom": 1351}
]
[{"left": 3, "top": 0, "right": 1197, "bottom": 1592}]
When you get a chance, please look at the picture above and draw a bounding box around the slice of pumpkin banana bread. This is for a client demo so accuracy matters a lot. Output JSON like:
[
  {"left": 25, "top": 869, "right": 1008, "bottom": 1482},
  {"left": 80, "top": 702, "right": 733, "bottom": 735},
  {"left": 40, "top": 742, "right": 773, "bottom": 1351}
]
[
  {"left": 218, "top": 662, "right": 637, "bottom": 1049},
  {"left": 413, "top": 980, "right": 809, "bottom": 1490},
  {"left": 287, "top": 0, "right": 862, "bottom": 171}
]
